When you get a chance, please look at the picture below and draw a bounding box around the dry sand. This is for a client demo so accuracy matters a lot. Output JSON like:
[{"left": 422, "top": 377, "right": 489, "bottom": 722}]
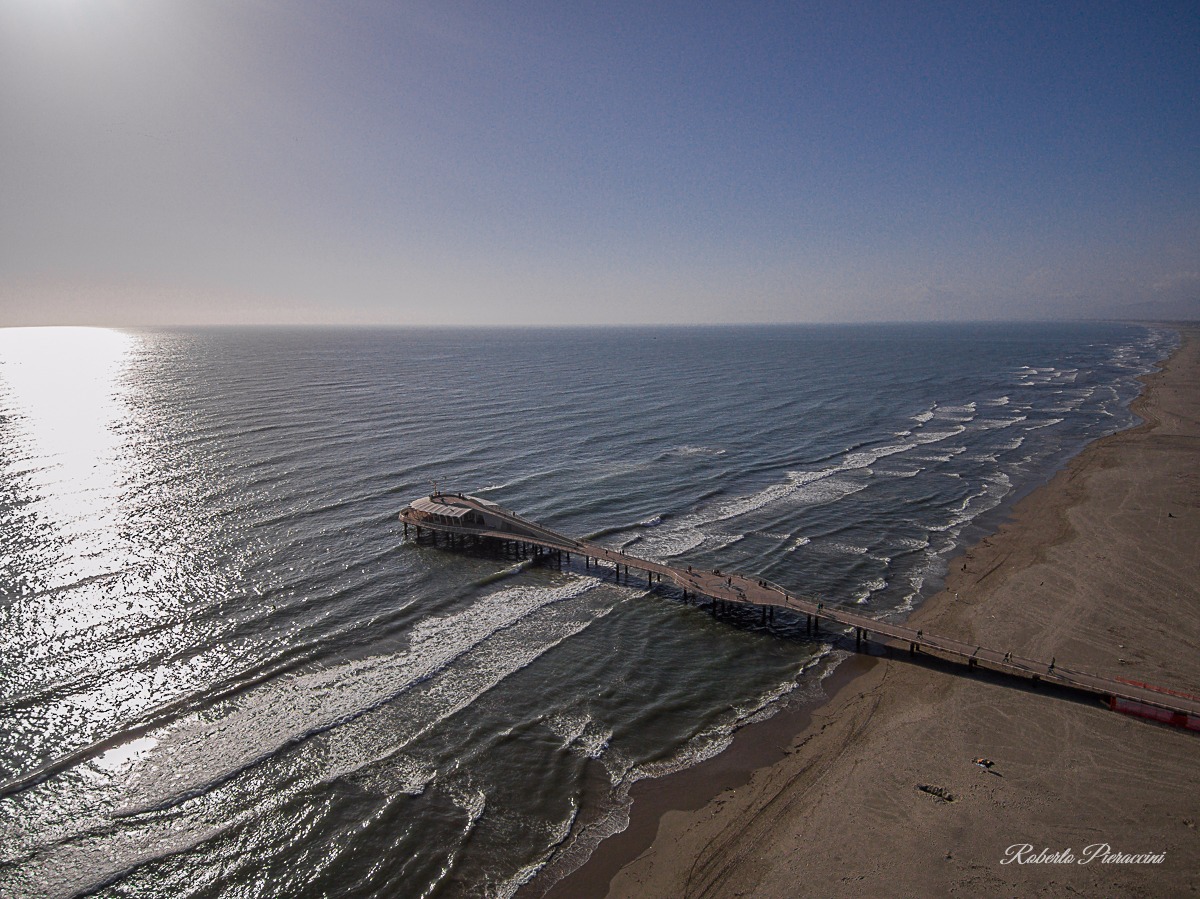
[{"left": 580, "top": 325, "right": 1200, "bottom": 898}]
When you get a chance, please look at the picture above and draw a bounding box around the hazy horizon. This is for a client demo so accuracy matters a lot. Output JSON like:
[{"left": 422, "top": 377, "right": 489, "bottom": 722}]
[
  {"left": 3, "top": 2, "right": 1197, "bottom": 328},
  {"left": 1, "top": 317, "right": 1188, "bottom": 332}
]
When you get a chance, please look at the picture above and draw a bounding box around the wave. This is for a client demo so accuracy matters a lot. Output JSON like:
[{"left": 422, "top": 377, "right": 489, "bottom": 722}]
[
  {"left": 517, "top": 648, "right": 836, "bottom": 898},
  {"left": 909, "top": 446, "right": 966, "bottom": 463},
  {"left": 933, "top": 402, "right": 976, "bottom": 422},
  {"left": 853, "top": 577, "right": 888, "bottom": 604},
  {"left": 974, "top": 415, "right": 1026, "bottom": 430},
  {"left": 115, "top": 579, "right": 604, "bottom": 816},
  {"left": 658, "top": 445, "right": 725, "bottom": 460},
  {"left": 1023, "top": 417, "right": 1064, "bottom": 431},
  {"left": 610, "top": 395, "right": 985, "bottom": 565},
  {"left": 546, "top": 712, "right": 613, "bottom": 760},
  {"left": 3, "top": 583, "right": 622, "bottom": 896},
  {"left": 473, "top": 482, "right": 510, "bottom": 493},
  {"left": 928, "top": 471, "right": 1012, "bottom": 534}
]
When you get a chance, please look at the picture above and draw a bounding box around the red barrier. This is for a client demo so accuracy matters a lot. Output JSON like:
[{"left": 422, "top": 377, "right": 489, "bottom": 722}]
[{"left": 1109, "top": 696, "right": 1200, "bottom": 732}]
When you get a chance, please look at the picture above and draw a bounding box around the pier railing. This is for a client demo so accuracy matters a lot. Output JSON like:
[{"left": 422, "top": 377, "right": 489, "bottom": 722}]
[{"left": 399, "top": 496, "right": 1200, "bottom": 732}]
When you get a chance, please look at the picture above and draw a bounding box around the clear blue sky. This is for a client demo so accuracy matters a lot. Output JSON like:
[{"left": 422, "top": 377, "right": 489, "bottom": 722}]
[{"left": 2, "top": 0, "right": 1197, "bottom": 326}]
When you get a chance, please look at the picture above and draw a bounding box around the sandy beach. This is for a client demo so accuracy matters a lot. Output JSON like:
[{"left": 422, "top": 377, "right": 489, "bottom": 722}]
[{"left": 560, "top": 325, "right": 1200, "bottom": 898}]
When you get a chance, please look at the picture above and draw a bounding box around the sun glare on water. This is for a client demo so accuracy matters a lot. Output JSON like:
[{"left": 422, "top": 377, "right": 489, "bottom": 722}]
[{"left": 0, "top": 326, "right": 137, "bottom": 590}]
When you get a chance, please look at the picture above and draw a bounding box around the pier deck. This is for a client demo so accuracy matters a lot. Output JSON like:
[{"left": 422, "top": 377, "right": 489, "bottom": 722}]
[{"left": 400, "top": 493, "right": 1200, "bottom": 730}]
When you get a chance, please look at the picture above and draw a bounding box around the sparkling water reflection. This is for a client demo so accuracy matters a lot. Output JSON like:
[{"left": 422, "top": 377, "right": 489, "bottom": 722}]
[
  {"left": 0, "top": 327, "right": 136, "bottom": 586},
  {"left": 0, "top": 327, "right": 238, "bottom": 810}
]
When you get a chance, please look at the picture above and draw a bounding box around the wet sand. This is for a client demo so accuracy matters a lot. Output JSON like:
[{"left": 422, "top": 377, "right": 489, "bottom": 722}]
[{"left": 575, "top": 325, "right": 1199, "bottom": 898}]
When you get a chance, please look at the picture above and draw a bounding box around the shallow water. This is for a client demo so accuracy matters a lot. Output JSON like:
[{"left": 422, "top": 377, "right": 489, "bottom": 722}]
[{"left": 0, "top": 322, "right": 1174, "bottom": 897}]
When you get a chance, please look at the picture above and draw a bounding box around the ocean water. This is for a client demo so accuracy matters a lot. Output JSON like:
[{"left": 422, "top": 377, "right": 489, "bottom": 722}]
[{"left": 0, "top": 322, "right": 1175, "bottom": 898}]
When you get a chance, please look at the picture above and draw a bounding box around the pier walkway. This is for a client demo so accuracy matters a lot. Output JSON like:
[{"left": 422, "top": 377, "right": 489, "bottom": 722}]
[{"left": 400, "top": 493, "right": 1200, "bottom": 731}]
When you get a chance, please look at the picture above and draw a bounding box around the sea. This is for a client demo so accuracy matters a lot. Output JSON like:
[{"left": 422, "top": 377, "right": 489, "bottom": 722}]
[{"left": 0, "top": 322, "right": 1177, "bottom": 898}]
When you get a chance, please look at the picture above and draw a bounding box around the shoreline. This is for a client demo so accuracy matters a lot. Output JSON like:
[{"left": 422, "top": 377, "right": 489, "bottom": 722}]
[
  {"left": 543, "top": 323, "right": 1199, "bottom": 898},
  {"left": 536, "top": 652, "right": 879, "bottom": 899}
]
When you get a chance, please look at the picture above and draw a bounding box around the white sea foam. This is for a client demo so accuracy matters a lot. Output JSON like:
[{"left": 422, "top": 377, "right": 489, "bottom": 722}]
[
  {"left": 621, "top": 391, "right": 996, "bottom": 564},
  {"left": 1024, "top": 417, "right": 1064, "bottom": 431},
  {"left": 975, "top": 415, "right": 1027, "bottom": 430},
  {"left": 667, "top": 445, "right": 725, "bottom": 457},
  {"left": 630, "top": 467, "right": 853, "bottom": 560},
  {"left": 825, "top": 542, "right": 870, "bottom": 556},
  {"left": 935, "top": 402, "right": 976, "bottom": 421},
  {"left": 636, "top": 408, "right": 976, "bottom": 563},
  {"left": 912, "top": 425, "right": 967, "bottom": 446},
  {"left": 6, "top": 582, "right": 629, "bottom": 897},
  {"left": 732, "top": 676, "right": 807, "bottom": 727},
  {"left": 910, "top": 445, "right": 967, "bottom": 463},
  {"left": 321, "top": 600, "right": 619, "bottom": 788},
  {"left": 928, "top": 471, "right": 1012, "bottom": 534},
  {"left": 629, "top": 673, "right": 815, "bottom": 783},
  {"left": 351, "top": 752, "right": 436, "bottom": 797},
  {"left": 638, "top": 527, "right": 705, "bottom": 558},
  {"left": 547, "top": 712, "right": 613, "bottom": 760},
  {"left": 114, "top": 578, "right": 605, "bottom": 815},
  {"left": 427, "top": 782, "right": 488, "bottom": 896},
  {"left": 853, "top": 577, "right": 888, "bottom": 604},
  {"left": 893, "top": 535, "right": 930, "bottom": 553},
  {"left": 788, "top": 473, "right": 872, "bottom": 508}
]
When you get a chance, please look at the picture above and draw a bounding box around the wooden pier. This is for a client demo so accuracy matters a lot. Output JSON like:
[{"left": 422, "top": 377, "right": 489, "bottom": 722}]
[{"left": 400, "top": 493, "right": 1200, "bottom": 731}]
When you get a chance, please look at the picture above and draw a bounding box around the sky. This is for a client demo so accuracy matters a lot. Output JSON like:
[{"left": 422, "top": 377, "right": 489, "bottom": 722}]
[{"left": 1, "top": 0, "right": 1197, "bottom": 327}]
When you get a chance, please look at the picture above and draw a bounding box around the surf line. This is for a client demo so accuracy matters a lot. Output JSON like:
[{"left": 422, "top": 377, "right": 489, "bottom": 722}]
[{"left": 399, "top": 492, "right": 1200, "bottom": 734}]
